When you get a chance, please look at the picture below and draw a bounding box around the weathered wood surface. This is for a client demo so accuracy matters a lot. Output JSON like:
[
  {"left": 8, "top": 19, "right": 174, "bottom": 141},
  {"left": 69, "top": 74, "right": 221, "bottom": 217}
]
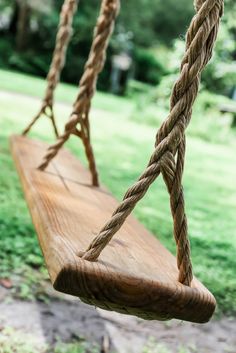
[{"left": 10, "top": 135, "right": 216, "bottom": 323}]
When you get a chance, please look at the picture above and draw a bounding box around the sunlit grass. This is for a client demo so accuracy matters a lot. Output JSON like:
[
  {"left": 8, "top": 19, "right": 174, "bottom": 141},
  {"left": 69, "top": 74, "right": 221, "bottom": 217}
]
[{"left": 0, "top": 68, "right": 134, "bottom": 115}]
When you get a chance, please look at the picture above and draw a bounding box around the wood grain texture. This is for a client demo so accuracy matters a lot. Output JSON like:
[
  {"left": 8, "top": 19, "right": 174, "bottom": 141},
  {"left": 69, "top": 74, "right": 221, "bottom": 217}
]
[{"left": 10, "top": 135, "right": 216, "bottom": 323}]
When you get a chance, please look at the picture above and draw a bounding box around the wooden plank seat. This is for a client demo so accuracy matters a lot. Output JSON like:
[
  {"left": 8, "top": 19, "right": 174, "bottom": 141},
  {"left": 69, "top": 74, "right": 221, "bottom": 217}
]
[{"left": 10, "top": 135, "right": 216, "bottom": 323}]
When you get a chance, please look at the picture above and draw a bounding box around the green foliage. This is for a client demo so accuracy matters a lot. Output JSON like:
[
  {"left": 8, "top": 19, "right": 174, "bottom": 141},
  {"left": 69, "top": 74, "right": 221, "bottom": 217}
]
[
  {"left": 10, "top": 266, "right": 49, "bottom": 301},
  {"left": 119, "top": 0, "right": 194, "bottom": 47},
  {"left": 0, "top": 1, "right": 99, "bottom": 84},
  {"left": 54, "top": 341, "right": 99, "bottom": 353},
  {"left": 0, "top": 147, "right": 44, "bottom": 277},
  {"left": 0, "top": 38, "right": 13, "bottom": 69},
  {"left": 202, "top": 22, "right": 236, "bottom": 95},
  {"left": 0, "top": 327, "right": 46, "bottom": 353},
  {"left": 8, "top": 50, "right": 49, "bottom": 76},
  {"left": 150, "top": 0, "right": 194, "bottom": 45},
  {"left": 0, "top": 327, "right": 98, "bottom": 353},
  {"left": 129, "top": 73, "right": 236, "bottom": 144},
  {"left": 134, "top": 48, "right": 167, "bottom": 85},
  {"left": 0, "top": 0, "right": 199, "bottom": 88},
  {"left": 1, "top": 0, "right": 235, "bottom": 92},
  {"left": 127, "top": 79, "right": 154, "bottom": 97},
  {"left": 189, "top": 90, "right": 235, "bottom": 143}
]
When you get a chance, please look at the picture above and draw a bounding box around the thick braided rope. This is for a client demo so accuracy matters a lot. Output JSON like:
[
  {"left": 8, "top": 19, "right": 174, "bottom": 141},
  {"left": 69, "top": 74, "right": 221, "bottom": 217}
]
[
  {"left": 154, "top": 0, "right": 223, "bottom": 284},
  {"left": 22, "top": 0, "right": 78, "bottom": 137},
  {"left": 80, "top": 0, "right": 224, "bottom": 286},
  {"left": 38, "top": 0, "right": 120, "bottom": 186}
]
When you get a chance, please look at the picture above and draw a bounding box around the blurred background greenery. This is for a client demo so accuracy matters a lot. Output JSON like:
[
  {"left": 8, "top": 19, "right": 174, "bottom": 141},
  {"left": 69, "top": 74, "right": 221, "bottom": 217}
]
[
  {"left": 0, "top": 0, "right": 235, "bottom": 94},
  {"left": 0, "top": 0, "right": 236, "bottom": 321}
]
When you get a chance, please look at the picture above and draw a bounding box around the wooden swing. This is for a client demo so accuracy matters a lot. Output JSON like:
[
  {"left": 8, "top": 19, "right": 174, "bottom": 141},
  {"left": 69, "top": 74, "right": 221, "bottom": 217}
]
[{"left": 10, "top": 0, "right": 224, "bottom": 323}]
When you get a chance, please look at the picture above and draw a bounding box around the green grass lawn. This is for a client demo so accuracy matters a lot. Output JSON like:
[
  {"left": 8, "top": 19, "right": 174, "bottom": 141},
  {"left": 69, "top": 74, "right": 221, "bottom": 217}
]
[{"left": 0, "top": 69, "right": 236, "bottom": 315}]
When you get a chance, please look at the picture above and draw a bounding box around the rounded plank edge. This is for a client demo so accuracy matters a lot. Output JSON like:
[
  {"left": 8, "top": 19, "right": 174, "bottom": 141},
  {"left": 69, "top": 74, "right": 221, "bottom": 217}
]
[{"left": 52, "top": 252, "right": 216, "bottom": 323}]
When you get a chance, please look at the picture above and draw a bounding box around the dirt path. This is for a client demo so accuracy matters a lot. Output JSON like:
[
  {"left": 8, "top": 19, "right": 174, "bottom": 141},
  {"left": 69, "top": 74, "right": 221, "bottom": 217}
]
[{"left": 0, "top": 286, "right": 236, "bottom": 353}]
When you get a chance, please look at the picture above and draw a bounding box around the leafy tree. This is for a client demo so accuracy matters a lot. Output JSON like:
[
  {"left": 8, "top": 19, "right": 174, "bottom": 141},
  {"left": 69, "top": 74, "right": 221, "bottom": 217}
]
[
  {"left": 0, "top": 0, "right": 234, "bottom": 92},
  {"left": 119, "top": 0, "right": 194, "bottom": 46},
  {"left": 201, "top": 0, "right": 236, "bottom": 95}
]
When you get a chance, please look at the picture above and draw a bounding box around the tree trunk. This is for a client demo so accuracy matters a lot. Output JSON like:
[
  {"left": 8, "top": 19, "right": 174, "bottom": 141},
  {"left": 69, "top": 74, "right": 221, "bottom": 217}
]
[
  {"left": 16, "top": 0, "right": 31, "bottom": 51},
  {"left": 9, "top": 2, "right": 19, "bottom": 35}
]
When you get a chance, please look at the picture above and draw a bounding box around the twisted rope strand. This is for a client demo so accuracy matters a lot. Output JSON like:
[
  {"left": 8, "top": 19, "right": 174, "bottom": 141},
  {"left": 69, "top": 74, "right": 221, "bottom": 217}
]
[
  {"left": 38, "top": 0, "right": 120, "bottom": 186},
  {"left": 22, "top": 0, "right": 78, "bottom": 137},
  {"left": 151, "top": 4, "right": 213, "bottom": 284},
  {"left": 80, "top": 0, "right": 224, "bottom": 286}
]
